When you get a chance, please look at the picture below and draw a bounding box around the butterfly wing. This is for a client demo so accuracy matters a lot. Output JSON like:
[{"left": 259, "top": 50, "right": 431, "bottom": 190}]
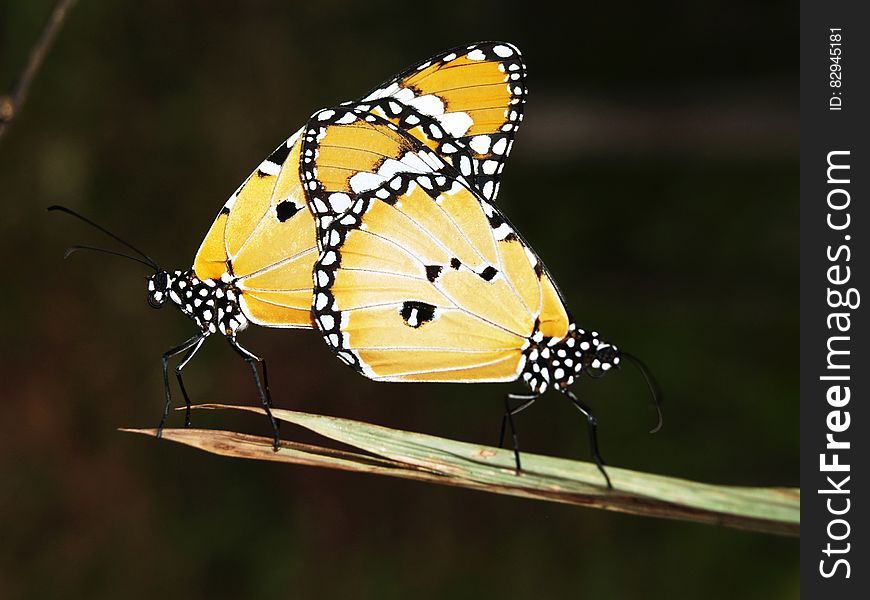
[
  {"left": 350, "top": 41, "right": 526, "bottom": 201},
  {"left": 193, "top": 129, "right": 318, "bottom": 328},
  {"left": 193, "top": 42, "right": 527, "bottom": 330},
  {"left": 301, "top": 108, "right": 570, "bottom": 382}
]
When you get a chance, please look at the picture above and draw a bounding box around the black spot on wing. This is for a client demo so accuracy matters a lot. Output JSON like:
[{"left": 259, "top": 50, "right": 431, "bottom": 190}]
[
  {"left": 479, "top": 266, "right": 498, "bottom": 281},
  {"left": 450, "top": 258, "right": 461, "bottom": 270},
  {"left": 400, "top": 301, "right": 436, "bottom": 328},
  {"left": 487, "top": 211, "right": 505, "bottom": 229},
  {"left": 425, "top": 265, "right": 443, "bottom": 282},
  {"left": 268, "top": 143, "right": 292, "bottom": 166},
  {"left": 276, "top": 200, "right": 300, "bottom": 222}
]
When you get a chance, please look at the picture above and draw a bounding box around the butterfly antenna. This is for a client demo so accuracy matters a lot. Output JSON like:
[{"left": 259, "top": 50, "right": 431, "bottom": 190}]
[
  {"left": 620, "top": 351, "right": 664, "bottom": 433},
  {"left": 48, "top": 205, "right": 159, "bottom": 270},
  {"left": 63, "top": 245, "right": 160, "bottom": 270}
]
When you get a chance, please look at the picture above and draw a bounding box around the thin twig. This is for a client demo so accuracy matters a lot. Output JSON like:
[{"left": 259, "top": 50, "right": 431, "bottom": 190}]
[{"left": 0, "top": 0, "right": 77, "bottom": 143}]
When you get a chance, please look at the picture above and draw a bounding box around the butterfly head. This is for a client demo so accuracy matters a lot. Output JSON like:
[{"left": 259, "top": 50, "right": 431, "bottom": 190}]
[
  {"left": 561, "top": 327, "right": 620, "bottom": 383},
  {"left": 145, "top": 269, "right": 248, "bottom": 337},
  {"left": 146, "top": 270, "right": 174, "bottom": 309},
  {"left": 587, "top": 337, "right": 620, "bottom": 375},
  {"left": 521, "top": 326, "right": 622, "bottom": 394}
]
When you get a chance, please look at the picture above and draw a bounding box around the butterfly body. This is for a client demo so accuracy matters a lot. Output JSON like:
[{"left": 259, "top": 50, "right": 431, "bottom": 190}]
[
  {"left": 520, "top": 325, "right": 620, "bottom": 394},
  {"left": 147, "top": 269, "right": 249, "bottom": 337},
  {"left": 299, "top": 107, "right": 633, "bottom": 484},
  {"left": 118, "top": 41, "right": 528, "bottom": 438}
]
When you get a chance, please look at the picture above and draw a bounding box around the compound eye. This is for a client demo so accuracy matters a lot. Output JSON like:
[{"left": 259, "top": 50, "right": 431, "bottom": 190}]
[
  {"left": 156, "top": 271, "right": 168, "bottom": 290},
  {"left": 147, "top": 290, "right": 165, "bottom": 309},
  {"left": 600, "top": 346, "right": 616, "bottom": 361}
]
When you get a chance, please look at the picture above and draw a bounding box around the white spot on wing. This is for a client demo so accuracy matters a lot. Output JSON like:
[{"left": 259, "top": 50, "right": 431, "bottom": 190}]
[
  {"left": 258, "top": 160, "right": 280, "bottom": 176},
  {"left": 458, "top": 155, "right": 473, "bottom": 176},
  {"left": 362, "top": 82, "right": 399, "bottom": 101},
  {"left": 328, "top": 192, "right": 352, "bottom": 213},
  {"left": 349, "top": 171, "right": 385, "bottom": 193},
  {"left": 524, "top": 246, "right": 538, "bottom": 268},
  {"left": 469, "top": 135, "right": 492, "bottom": 154},
  {"left": 408, "top": 94, "right": 445, "bottom": 117},
  {"left": 482, "top": 180, "right": 495, "bottom": 199},
  {"left": 398, "top": 152, "right": 436, "bottom": 174},
  {"left": 436, "top": 112, "right": 474, "bottom": 138},
  {"left": 493, "top": 44, "right": 514, "bottom": 58},
  {"left": 491, "top": 137, "right": 508, "bottom": 155},
  {"left": 492, "top": 222, "right": 511, "bottom": 240},
  {"left": 392, "top": 88, "right": 415, "bottom": 103}
]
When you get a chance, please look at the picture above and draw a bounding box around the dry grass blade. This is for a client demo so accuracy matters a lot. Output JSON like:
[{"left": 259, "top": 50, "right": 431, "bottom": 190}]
[{"left": 123, "top": 404, "right": 799, "bottom": 537}]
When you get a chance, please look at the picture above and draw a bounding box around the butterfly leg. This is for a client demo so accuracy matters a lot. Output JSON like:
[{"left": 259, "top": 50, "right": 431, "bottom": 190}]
[
  {"left": 498, "top": 393, "right": 538, "bottom": 473},
  {"left": 174, "top": 336, "right": 206, "bottom": 427},
  {"left": 158, "top": 334, "right": 205, "bottom": 437},
  {"left": 563, "top": 389, "right": 612, "bottom": 489},
  {"left": 258, "top": 352, "right": 273, "bottom": 409},
  {"left": 228, "top": 337, "right": 281, "bottom": 451}
]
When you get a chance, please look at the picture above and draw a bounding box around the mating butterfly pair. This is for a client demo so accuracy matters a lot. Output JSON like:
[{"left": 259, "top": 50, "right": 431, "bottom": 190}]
[{"left": 55, "top": 42, "right": 660, "bottom": 488}]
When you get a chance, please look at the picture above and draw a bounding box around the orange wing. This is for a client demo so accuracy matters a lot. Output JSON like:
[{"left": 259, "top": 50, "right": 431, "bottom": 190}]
[
  {"left": 193, "top": 129, "right": 317, "bottom": 328},
  {"left": 193, "top": 42, "right": 528, "bottom": 330},
  {"left": 350, "top": 41, "right": 526, "bottom": 202},
  {"left": 301, "top": 108, "right": 570, "bottom": 382}
]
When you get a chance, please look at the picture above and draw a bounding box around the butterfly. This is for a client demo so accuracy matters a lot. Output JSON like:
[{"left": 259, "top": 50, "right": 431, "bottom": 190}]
[
  {"left": 299, "top": 107, "right": 662, "bottom": 486},
  {"left": 51, "top": 42, "right": 529, "bottom": 443}
]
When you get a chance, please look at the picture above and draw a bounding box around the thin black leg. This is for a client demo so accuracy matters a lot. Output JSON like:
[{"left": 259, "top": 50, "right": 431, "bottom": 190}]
[
  {"left": 259, "top": 354, "right": 273, "bottom": 408},
  {"left": 159, "top": 334, "right": 204, "bottom": 437},
  {"left": 564, "top": 389, "right": 612, "bottom": 489},
  {"left": 174, "top": 336, "right": 206, "bottom": 427},
  {"left": 228, "top": 337, "right": 281, "bottom": 450},
  {"left": 498, "top": 393, "right": 538, "bottom": 472}
]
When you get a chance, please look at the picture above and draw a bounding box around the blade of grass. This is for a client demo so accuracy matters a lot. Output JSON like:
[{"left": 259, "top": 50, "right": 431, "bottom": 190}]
[
  {"left": 123, "top": 404, "right": 798, "bottom": 537},
  {"left": 120, "top": 428, "right": 447, "bottom": 479}
]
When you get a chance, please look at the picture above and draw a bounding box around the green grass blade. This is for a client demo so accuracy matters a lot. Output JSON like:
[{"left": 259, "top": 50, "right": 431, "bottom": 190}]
[{"left": 123, "top": 404, "right": 799, "bottom": 537}]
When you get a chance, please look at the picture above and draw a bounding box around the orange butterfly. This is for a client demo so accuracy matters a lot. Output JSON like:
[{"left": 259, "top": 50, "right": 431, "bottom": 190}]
[
  {"left": 299, "top": 107, "right": 662, "bottom": 486},
  {"left": 52, "top": 42, "right": 529, "bottom": 442}
]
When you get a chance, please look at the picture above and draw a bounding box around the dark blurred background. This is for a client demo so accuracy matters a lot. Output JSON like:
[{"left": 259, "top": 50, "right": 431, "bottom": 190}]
[{"left": 1, "top": 1, "right": 798, "bottom": 598}]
